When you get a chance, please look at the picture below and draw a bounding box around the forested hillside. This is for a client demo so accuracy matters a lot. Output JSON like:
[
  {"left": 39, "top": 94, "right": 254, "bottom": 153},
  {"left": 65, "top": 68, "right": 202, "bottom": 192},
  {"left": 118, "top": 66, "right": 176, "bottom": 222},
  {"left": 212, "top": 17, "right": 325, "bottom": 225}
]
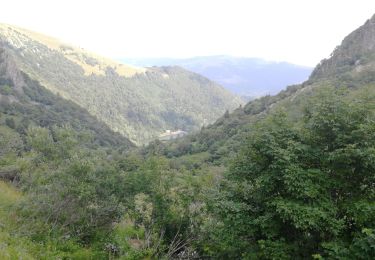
[
  {"left": 0, "top": 14, "right": 375, "bottom": 260},
  {"left": 0, "top": 24, "right": 242, "bottom": 144},
  {"left": 0, "top": 47, "right": 132, "bottom": 148}
]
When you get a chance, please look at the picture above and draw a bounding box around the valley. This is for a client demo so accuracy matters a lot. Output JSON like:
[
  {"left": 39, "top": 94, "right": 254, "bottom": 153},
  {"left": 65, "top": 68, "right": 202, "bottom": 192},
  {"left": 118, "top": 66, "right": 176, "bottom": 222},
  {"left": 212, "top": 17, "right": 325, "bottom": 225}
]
[
  {"left": 0, "top": 24, "right": 242, "bottom": 145},
  {"left": 0, "top": 11, "right": 375, "bottom": 260}
]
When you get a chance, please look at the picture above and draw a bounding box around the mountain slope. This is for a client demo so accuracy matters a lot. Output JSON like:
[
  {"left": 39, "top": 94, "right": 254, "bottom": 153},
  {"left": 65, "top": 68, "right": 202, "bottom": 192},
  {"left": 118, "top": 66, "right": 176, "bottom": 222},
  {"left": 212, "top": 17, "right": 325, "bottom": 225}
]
[
  {"left": 0, "top": 44, "right": 133, "bottom": 258},
  {"left": 155, "top": 14, "right": 375, "bottom": 161},
  {"left": 151, "top": 13, "right": 375, "bottom": 165},
  {"left": 0, "top": 46, "right": 133, "bottom": 149},
  {"left": 0, "top": 24, "right": 242, "bottom": 144},
  {"left": 120, "top": 56, "right": 312, "bottom": 98},
  {"left": 310, "top": 14, "right": 375, "bottom": 83}
]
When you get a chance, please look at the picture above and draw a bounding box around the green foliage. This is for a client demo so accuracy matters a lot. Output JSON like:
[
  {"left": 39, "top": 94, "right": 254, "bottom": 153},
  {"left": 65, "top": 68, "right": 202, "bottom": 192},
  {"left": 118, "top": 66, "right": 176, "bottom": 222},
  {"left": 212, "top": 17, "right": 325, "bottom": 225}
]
[
  {"left": 0, "top": 84, "right": 12, "bottom": 95},
  {"left": 2, "top": 16, "right": 375, "bottom": 260},
  {"left": 147, "top": 84, "right": 302, "bottom": 165},
  {"left": 5, "top": 117, "right": 15, "bottom": 129},
  {"left": 204, "top": 89, "right": 375, "bottom": 258},
  {"left": 22, "top": 163, "right": 123, "bottom": 240},
  {"left": 0, "top": 71, "right": 132, "bottom": 148},
  {"left": 0, "top": 181, "right": 104, "bottom": 259},
  {"left": 13, "top": 126, "right": 126, "bottom": 242}
]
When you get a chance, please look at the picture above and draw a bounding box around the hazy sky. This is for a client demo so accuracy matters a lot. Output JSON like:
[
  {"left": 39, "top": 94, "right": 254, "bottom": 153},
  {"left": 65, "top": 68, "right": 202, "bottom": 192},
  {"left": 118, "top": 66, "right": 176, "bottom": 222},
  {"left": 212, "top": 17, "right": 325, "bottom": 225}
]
[{"left": 2, "top": 0, "right": 375, "bottom": 66}]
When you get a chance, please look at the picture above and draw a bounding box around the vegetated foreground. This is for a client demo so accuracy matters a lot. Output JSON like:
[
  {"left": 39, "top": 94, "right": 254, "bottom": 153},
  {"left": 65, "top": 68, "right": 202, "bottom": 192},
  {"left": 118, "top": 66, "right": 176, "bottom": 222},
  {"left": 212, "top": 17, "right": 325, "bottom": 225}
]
[{"left": 0, "top": 15, "right": 375, "bottom": 259}]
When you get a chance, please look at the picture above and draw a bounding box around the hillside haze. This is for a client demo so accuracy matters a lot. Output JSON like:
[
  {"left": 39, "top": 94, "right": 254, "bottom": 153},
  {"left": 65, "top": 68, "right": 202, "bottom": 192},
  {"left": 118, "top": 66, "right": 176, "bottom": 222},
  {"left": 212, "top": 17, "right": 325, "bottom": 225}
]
[
  {"left": 120, "top": 56, "right": 312, "bottom": 98},
  {"left": 0, "top": 24, "right": 242, "bottom": 144}
]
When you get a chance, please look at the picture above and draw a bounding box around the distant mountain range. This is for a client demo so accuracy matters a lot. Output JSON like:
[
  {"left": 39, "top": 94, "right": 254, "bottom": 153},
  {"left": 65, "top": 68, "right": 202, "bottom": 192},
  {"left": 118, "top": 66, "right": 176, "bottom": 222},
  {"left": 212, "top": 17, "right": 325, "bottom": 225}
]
[
  {"left": 0, "top": 24, "right": 242, "bottom": 144},
  {"left": 119, "top": 56, "right": 313, "bottom": 98}
]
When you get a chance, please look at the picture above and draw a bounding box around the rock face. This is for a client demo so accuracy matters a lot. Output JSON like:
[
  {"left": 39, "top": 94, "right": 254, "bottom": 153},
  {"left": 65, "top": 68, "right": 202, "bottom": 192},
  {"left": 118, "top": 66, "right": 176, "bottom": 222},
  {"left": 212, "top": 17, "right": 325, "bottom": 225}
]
[
  {"left": 310, "top": 14, "right": 375, "bottom": 81},
  {"left": 0, "top": 24, "right": 242, "bottom": 144},
  {"left": 0, "top": 48, "right": 26, "bottom": 93}
]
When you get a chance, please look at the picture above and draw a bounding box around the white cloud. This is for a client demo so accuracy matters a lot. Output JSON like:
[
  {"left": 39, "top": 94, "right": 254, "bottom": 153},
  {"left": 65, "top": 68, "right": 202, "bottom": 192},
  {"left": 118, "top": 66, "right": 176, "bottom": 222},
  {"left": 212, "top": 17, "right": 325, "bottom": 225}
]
[{"left": 1, "top": 0, "right": 375, "bottom": 66}]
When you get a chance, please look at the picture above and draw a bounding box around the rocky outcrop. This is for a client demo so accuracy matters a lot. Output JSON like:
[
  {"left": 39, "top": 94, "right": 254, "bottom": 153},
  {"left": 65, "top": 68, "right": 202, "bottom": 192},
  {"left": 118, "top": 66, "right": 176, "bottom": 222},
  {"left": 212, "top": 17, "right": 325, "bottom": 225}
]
[
  {"left": 0, "top": 46, "right": 25, "bottom": 94},
  {"left": 310, "top": 14, "right": 375, "bottom": 81}
]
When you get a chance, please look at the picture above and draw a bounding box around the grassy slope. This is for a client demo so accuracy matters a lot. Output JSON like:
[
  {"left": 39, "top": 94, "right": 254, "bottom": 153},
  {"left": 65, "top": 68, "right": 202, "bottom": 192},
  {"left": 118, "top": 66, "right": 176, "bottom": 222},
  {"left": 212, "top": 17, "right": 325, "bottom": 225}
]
[{"left": 0, "top": 23, "right": 145, "bottom": 78}]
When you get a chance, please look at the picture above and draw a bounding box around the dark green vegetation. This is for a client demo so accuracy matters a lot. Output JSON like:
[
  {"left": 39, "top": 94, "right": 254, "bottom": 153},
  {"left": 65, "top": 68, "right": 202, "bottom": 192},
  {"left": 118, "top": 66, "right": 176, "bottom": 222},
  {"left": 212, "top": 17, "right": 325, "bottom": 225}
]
[
  {"left": 0, "top": 24, "right": 242, "bottom": 144},
  {"left": 1, "top": 14, "right": 375, "bottom": 260},
  {"left": 204, "top": 91, "right": 375, "bottom": 258}
]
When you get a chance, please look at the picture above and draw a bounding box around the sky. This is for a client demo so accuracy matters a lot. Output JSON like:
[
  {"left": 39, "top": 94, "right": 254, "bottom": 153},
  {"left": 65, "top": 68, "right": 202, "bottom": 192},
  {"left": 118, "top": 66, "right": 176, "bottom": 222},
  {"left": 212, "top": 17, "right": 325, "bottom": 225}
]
[{"left": 1, "top": 0, "right": 375, "bottom": 66}]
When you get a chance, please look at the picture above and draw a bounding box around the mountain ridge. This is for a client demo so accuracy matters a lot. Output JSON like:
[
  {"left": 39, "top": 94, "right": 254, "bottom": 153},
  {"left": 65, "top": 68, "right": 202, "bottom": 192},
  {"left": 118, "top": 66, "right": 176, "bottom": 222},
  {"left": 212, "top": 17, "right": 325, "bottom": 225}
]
[
  {"left": 0, "top": 24, "right": 242, "bottom": 144},
  {"left": 310, "top": 14, "right": 375, "bottom": 82},
  {"left": 154, "top": 13, "right": 375, "bottom": 163},
  {"left": 119, "top": 55, "right": 312, "bottom": 98}
]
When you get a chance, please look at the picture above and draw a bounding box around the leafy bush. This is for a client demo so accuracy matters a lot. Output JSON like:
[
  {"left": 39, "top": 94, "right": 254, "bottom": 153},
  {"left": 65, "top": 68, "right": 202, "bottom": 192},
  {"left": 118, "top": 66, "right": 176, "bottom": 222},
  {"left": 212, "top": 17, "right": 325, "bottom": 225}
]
[{"left": 205, "top": 89, "right": 375, "bottom": 258}]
